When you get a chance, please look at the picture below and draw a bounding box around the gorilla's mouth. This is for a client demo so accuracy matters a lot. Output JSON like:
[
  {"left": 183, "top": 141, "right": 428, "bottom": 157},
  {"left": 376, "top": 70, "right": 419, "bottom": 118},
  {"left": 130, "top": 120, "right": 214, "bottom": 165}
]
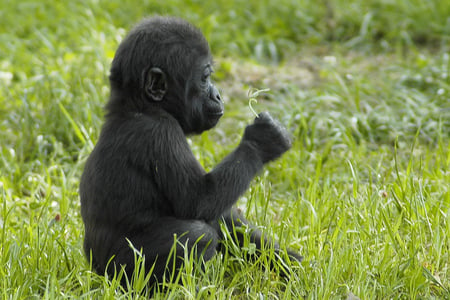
[
  {"left": 208, "top": 110, "right": 224, "bottom": 117},
  {"left": 204, "top": 110, "right": 223, "bottom": 129}
]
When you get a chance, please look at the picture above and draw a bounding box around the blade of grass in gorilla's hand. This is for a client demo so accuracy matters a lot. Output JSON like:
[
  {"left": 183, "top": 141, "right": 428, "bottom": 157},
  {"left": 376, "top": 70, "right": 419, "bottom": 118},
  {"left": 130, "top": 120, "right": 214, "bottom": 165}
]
[{"left": 248, "top": 88, "right": 270, "bottom": 118}]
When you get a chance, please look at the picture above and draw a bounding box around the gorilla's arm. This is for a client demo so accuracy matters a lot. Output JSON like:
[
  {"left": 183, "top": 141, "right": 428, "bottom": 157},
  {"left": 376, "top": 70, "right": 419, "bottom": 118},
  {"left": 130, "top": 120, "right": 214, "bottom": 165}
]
[
  {"left": 145, "top": 116, "right": 262, "bottom": 221},
  {"left": 142, "top": 112, "right": 290, "bottom": 221},
  {"left": 197, "top": 141, "right": 264, "bottom": 220}
]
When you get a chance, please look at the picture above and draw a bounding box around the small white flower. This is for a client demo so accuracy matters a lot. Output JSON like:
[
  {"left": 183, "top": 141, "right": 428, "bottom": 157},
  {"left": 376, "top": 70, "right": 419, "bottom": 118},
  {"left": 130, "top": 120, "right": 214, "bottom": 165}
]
[{"left": 324, "top": 56, "right": 337, "bottom": 66}]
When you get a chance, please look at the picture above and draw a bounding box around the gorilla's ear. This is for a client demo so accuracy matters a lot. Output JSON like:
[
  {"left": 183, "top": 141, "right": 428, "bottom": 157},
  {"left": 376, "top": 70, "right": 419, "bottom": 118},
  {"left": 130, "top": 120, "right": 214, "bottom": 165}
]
[{"left": 145, "top": 67, "right": 167, "bottom": 102}]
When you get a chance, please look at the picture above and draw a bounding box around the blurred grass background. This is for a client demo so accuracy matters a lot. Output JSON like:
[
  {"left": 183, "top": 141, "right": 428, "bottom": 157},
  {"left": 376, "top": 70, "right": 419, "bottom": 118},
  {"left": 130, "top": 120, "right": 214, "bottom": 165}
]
[{"left": 0, "top": 0, "right": 449, "bottom": 298}]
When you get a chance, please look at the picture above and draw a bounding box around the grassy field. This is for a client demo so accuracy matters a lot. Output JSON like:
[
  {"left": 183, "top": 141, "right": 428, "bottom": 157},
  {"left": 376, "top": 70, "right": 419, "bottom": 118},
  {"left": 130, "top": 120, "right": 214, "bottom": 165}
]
[{"left": 1, "top": 0, "right": 449, "bottom": 298}]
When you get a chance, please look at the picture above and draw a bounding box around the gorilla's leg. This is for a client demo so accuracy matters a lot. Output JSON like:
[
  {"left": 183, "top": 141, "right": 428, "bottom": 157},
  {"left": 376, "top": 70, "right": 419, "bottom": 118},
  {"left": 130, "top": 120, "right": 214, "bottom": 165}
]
[
  {"left": 214, "top": 208, "right": 303, "bottom": 267},
  {"left": 213, "top": 208, "right": 276, "bottom": 251},
  {"left": 110, "top": 218, "right": 219, "bottom": 285}
]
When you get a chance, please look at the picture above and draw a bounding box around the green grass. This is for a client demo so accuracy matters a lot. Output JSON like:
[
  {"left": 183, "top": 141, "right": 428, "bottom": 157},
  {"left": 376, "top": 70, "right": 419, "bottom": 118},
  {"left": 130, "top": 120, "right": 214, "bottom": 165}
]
[{"left": 1, "top": 0, "right": 449, "bottom": 298}]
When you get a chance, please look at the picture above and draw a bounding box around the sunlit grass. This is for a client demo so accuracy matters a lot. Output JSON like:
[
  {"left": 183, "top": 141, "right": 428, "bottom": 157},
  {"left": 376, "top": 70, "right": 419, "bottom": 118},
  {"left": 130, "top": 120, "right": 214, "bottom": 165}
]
[{"left": 1, "top": 0, "right": 449, "bottom": 298}]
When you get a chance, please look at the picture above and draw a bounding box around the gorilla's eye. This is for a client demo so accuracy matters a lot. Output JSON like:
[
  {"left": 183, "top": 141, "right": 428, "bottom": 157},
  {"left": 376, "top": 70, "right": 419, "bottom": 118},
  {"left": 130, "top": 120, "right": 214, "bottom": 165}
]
[
  {"left": 202, "top": 66, "right": 212, "bottom": 82},
  {"left": 202, "top": 71, "right": 210, "bottom": 82}
]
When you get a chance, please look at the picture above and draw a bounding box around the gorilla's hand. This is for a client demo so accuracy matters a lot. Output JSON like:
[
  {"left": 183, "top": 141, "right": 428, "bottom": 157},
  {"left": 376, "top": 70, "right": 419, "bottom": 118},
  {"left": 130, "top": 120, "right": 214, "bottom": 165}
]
[{"left": 242, "top": 112, "right": 292, "bottom": 164}]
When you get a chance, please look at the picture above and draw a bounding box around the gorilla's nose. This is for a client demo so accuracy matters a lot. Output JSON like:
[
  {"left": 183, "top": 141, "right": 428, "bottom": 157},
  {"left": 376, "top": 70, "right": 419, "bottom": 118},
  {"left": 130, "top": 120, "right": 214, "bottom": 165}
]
[{"left": 210, "top": 85, "right": 222, "bottom": 103}]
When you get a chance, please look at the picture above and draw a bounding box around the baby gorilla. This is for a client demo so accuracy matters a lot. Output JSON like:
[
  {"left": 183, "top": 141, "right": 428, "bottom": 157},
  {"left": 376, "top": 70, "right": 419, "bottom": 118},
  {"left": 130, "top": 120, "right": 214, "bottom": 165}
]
[{"left": 80, "top": 16, "right": 301, "bottom": 287}]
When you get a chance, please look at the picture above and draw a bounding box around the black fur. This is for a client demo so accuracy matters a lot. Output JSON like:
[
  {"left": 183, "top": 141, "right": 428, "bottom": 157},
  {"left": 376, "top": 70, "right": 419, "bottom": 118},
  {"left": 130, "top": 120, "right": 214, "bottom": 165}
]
[{"left": 80, "top": 16, "right": 301, "bottom": 287}]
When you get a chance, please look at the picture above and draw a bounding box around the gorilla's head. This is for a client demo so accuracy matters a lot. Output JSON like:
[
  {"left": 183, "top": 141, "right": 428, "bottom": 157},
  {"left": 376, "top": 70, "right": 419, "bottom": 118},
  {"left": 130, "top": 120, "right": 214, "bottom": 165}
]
[{"left": 108, "top": 16, "right": 224, "bottom": 134}]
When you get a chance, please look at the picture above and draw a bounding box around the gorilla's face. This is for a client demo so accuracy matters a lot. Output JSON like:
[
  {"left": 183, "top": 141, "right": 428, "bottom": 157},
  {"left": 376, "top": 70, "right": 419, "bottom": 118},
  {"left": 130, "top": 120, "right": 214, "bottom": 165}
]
[{"left": 144, "top": 56, "right": 224, "bottom": 135}]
